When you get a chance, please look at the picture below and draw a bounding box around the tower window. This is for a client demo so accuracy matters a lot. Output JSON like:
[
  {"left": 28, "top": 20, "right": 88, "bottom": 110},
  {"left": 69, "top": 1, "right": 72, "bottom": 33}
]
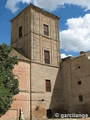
[
  {"left": 78, "top": 66, "right": 81, "bottom": 69},
  {"left": 19, "top": 26, "right": 22, "bottom": 38},
  {"left": 79, "top": 95, "right": 83, "bottom": 102},
  {"left": 43, "top": 24, "right": 49, "bottom": 36},
  {"left": 78, "top": 81, "right": 81, "bottom": 85},
  {"left": 45, "top": 80, "right": 51, "bottom": 92},
  {"left": 44, "top": 50, "right": 50, "bottom": 64}
]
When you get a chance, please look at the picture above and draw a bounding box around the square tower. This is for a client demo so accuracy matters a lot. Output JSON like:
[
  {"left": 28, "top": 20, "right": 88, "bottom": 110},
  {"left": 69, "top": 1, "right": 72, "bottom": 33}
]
[
  {"left": 10, "top": 4, "right": 60, "bottom": 67},
  {"left": 10, "top": 4, "right": 61, "bottom": 120}
]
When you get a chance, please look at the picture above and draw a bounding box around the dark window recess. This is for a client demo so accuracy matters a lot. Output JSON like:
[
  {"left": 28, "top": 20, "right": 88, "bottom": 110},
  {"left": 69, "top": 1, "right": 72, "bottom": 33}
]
[
  {"left": 45, "top": 80, "right": 51, "bottom": 92},
  {"left": 46, "top": 109, "right": 52, "bottom": 118},
  {"left": 78, "top": 66, "right": 81, "bottom": 69},
  {"left": 79, "top": 95, "right": 83, "bottom": 101},
  {"left": 78, "top": 81, "right": 81, "bottom": 85},
  {"left": 44, "top": 50, "right": 50, "bottom": 64},
  {"left": 19, "top": 26, "right": 22, "bottom": 38},
  {"left": 60, "top": 64, "right": 62, "bottom": 68},
  {"left": 43, "top": 24, "right": 49, "bottom": 36}
]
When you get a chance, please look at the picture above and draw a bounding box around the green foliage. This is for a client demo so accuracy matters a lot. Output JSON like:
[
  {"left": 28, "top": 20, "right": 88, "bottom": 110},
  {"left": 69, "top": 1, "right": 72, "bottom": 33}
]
[{"left": 0, "top": 44, "right": 19, "bottom": 115}]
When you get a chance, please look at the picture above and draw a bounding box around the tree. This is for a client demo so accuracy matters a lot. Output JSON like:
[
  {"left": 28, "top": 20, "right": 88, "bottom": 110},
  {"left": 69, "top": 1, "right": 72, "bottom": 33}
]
[{"left": 0, "top": 44, "right": 19, "bottom": 116}]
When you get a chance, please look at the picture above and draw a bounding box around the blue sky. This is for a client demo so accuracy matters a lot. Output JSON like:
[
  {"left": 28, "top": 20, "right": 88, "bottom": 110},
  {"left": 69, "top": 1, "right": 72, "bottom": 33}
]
[{"left": 1, "top": 0, "right": 90, "bottom": 58}]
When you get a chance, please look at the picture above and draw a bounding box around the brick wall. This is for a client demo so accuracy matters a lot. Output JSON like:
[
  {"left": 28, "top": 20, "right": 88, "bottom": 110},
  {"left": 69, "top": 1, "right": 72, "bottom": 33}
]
[{"left": 0, "top": 60, "right": 30, "bottom": 120}]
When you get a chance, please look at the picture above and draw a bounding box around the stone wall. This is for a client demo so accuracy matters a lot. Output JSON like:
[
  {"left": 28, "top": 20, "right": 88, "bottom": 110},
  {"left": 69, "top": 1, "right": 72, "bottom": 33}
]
[
  {"left": 11, "top": 4, "right": 60, "bottom": 65},
  {"left": 31, "top": 62, "right": 62, "bottom": 120},
  {"left": 60, "top": 54, "right": 90, "bottom": 115}
]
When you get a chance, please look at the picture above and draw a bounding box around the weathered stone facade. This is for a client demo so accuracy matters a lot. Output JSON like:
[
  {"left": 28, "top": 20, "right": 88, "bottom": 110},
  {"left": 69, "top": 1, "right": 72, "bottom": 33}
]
[
  {"left": 1, "top": 3, "right": 90, "bottom": 120},
  {"left": 60, "top": 52, "right": 90, "bottom": 115}
]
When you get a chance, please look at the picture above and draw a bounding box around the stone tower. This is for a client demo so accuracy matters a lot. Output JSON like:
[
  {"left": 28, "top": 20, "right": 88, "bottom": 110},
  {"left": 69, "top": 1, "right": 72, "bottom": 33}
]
[
  {"left": 10, "top": 4, "right": 61, "bottom": 120},
  {"left": 10, "top": 4, "right": 60, "bottom": 65}
]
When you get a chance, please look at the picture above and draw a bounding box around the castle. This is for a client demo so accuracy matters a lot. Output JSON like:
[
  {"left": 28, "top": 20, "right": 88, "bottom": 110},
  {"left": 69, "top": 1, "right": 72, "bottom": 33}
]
[{"left": 1, "top": 3, "right": 90, "bottom": 120}]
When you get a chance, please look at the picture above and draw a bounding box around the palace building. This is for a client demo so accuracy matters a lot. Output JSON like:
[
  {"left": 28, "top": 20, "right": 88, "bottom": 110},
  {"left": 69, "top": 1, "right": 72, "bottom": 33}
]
[{"left": 1, "top": 3, "right": 90, "bottom": 120}]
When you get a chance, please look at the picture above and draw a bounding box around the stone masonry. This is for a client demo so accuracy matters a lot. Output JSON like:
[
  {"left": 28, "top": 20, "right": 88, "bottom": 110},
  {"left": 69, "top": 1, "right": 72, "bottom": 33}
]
[{"left": 1, "top": 3, "right": 90, "bottom": 120}]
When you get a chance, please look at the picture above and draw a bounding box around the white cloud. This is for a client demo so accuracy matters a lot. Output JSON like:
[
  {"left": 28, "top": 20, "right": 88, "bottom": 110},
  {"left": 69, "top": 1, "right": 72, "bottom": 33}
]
[
  {"left": 5, "top": 0, "right": 90, "bottom": 13},
  {"left": 5, "top": 0, "right": 31, "bottom": 13},
  {"left": 61, "top": 53, "right": 72, "bottom": 58},
  {"left": 34, "top": 0, "right": 90, "bottom": 11},
  {"left": 61, "top": 53, "right": 67, "bottom": 58},
  {"left": 60, "top": 14, "right": 90, "bottom": 52}
]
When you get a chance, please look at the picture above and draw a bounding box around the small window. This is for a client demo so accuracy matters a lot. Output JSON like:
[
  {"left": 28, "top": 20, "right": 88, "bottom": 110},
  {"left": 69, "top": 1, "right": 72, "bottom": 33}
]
[
  {"left": 76, "top": 65, "right": 81, "bottom": 69},
  {"left": 19, "top": 26, "right": 22, "bottom": 38},
  {"left": 45, "top": 80, "right": 51, "bottom": 92},
  {"left": 78, "top": 81, "right": 81, "bottom": 85},
  {"left": 44, "top": 50, "right": 50, "bottom": 64},
  {"left": 46, "top": 109, "right": 52, "bottom": 118},
  {"left": 78, "top": 66, "right": 81, "bottom": 69},
  {"left": 43, "top": 24, "right": 49, "bottom": 36},
  {"left": 79, "top": 95, "right": 83, "bottom": 102}
]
